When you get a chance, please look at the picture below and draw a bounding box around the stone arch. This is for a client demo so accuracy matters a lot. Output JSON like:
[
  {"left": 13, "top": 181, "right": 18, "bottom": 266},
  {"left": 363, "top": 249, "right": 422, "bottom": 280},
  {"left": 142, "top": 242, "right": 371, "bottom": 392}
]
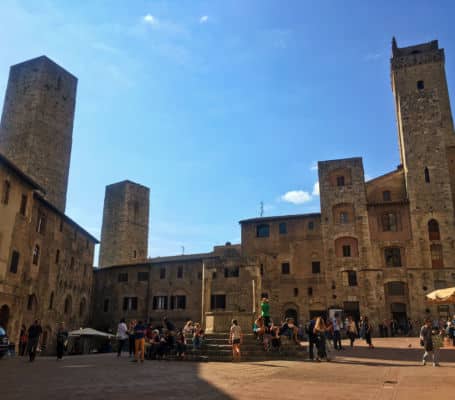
[{"left": 282, "top": 302, "right": 299, "bottom": 324}]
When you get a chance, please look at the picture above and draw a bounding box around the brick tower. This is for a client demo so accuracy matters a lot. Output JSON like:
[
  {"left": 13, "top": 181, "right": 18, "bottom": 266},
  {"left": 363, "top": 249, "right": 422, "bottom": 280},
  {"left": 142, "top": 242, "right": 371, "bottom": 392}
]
[
  {"left": 391, "top": 39, "right": 455, "bottom": 275},
  {"left": 98, "top": 180, "right": 150, "bottom": 268},
  {"left": 0, "top": 56, "right": 77, "bottom": 212}
]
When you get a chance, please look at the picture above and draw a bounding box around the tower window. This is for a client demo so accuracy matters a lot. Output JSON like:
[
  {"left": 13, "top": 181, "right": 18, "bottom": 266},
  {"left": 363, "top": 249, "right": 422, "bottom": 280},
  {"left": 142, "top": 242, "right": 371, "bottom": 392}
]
[
  {"left": 32, "top": 245, "right": 40, "bottom": 265},
  {"left": 279, "top": 222, "right": 287, "bottom": 235},
  {"left": 10, "top": 250, "right": 19, "bottom": 273},
  {"left": 382, "top": 191, "right": 391, "bottom": 201},
  {"left": 428, "top": 219, "right": 440, "bottom": 241},
  {"left": 55, "top": 249, "right": 60, "bottom": 264},
  {"left": 256, "top": 224, "right": 270, "bottom": 238},
  {"left": 2, "top": 180, "right": 10, "bottom": 205},
  {"left": 103, "top": 299, "right": 110, "bottom": 312},
  {"left": 177, "top": 266, "right": 183, "bottom": 278},
  {"left": 293, "top": 288, "right": 299, "bottom": 297},
  {"left": 417, "top": 80, "right": 424, "bottom": 90},
  {"left": 384, "top": 247, "right": 402, "bottom": 267},
  {"left": 339, "top": 212, "right": 349, "bottom": 224},
  {"left": 160, "top": 268, "right": 166, "bottom": 279},
  {"left": 424, "top": 167, "right": 430, "bottom": 183},
  {"left": 307, "top": 287, "right": 313, "bottom": 296},
  {"left": 347, "top": 271, "right": 358, "bottom": 286},
  {"left": 281, "top": 262, "right": 290, "bottom": 275},
  {"left": 19, "top": 194, "right": 27, "bottom": 216},
  {"left": 308, "top": 221, "right": 314, "bottom": 230},
  {"left": 118, "top": 272, "right": 128, "bottom": 282},
  {"left": 36, "top": 212, "right": 46, "bottom": 234},
  {"left": 133, "top": 250, "right": 137, "bottom": 259},
  {"left": 336, "top": 176, "right": 345, "bottom": 187},
  {"left": 342, "top": 245, "right": 351, "bottom": 257},
  {"left": 382, "top": 212, "right": 398, "bottom": 232},
  {"left": 312, "top": 261, "right": 321, "bottom": 274}
]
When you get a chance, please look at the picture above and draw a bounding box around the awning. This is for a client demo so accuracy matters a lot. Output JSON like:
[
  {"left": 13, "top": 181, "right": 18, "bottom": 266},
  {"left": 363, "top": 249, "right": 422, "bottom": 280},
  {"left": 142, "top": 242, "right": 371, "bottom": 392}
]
[{"left": 426, "top": 287, "right": 455, "bottom": 304}]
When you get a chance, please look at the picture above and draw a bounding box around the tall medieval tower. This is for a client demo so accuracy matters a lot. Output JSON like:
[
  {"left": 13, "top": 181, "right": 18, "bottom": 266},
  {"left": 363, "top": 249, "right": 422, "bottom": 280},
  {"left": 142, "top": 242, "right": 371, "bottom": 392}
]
[
  {"left": 98, "top": 180, "right": 150, "bottom": 268},
  {"left": 0, "top": 56, "right": 77, "bottom": 212},
  {"left": 391, "top": 38, "right": 455, "bottom": 272}
]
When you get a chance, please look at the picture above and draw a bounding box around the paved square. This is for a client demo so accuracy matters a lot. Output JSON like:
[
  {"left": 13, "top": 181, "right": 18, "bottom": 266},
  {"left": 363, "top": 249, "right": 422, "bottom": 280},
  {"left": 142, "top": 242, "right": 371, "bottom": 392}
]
[{"left": 1, "top": 338, "right": 455, "bottom": 399}]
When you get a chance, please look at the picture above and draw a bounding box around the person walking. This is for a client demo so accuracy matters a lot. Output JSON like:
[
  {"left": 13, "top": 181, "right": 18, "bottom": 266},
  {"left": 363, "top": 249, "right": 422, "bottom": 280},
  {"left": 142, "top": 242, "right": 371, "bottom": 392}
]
[
  {"left": 332, "top": 313, "right": 343, "bottom": 350},
  {"left": 306, "top": 317, "right": 317, "bottom": 360},
  {"left": 128, "top": 320, "right": 136, "bottom": 357},
  {"left": 261, "top": 298, "right": 271, "bottom": 328},
  {"left": 362, "top": 316, "right": 374, "bottom": 349},
  {"left": 27, "top": 320, "right": 42, "bottom": 362},
  {"left": 346, "top": 316, "right": 358, "bottom": 347},
  {"left": 133, "top": 320, "right": 146, "bottom": 363},
  {"left": 229, "top": 319, "right": 243, "bottom": 361},
  {"left": 19, "top": 325, "right": 27, "bottom": 356},
  {"left": 56, "top": 322, "right": 68, "bottom": 360},
  {"left": 314, "top": 316, "right": 329, "bottom": 361},
  {"left": 420, "top": 319, "right": 439, "bottom": 366},
  {"left": 116, "top": 318, "right": 128, "bottom": 357}
]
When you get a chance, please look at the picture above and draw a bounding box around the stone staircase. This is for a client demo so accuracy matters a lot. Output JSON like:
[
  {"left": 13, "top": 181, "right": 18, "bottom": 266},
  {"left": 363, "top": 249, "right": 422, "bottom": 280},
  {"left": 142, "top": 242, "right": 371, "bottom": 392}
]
[{"left": 185, "top": 333, "right": 307, "bottom": 362}]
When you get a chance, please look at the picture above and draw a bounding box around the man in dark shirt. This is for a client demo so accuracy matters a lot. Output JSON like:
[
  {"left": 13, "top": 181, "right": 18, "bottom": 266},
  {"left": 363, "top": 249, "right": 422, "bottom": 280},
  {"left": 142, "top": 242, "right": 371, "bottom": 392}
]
[
  {"left": 27, "top": 320, "right": 42, "bottom": 362},
  {"left": 306, "top": 317, "right": 317, "bottom": 360},
  {"left": 133, "top": 320, "right": 146, "bottom": 363},
  {"left": 56, "top": 322, "right": 68, "bottom": 360}
]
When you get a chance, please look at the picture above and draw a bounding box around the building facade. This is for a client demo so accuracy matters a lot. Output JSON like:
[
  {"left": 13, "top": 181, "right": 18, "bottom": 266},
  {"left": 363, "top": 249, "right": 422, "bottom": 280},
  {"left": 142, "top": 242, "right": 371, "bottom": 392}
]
[
  {"left": 93, "top": 38, "right": 455, "bottom": 333},
  {"left": 0, "top": 56, "right": 98, "bottom": 352}
]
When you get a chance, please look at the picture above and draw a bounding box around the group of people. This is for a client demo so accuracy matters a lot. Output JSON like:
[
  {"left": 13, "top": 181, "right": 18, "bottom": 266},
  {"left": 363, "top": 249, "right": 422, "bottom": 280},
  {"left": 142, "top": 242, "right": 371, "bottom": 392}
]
[{"left": 116, "top": 317, "right": 206, "bottom": 362}]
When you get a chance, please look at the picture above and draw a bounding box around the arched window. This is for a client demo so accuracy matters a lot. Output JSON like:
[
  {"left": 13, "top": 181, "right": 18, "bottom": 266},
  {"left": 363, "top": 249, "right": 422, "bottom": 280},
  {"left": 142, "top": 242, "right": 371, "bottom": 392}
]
[
  {"left": 79, "top": 298, "right": 86, "bottom": 317},
  {"left": 32, "top": 245, "right": 40, "bottom": 265},
  {"left": 49, "top": 292, "right": 54, "bottom": 310},
  {"left": 64, "top": 296, "right": 72, "bottom": 314},
  {"left": 428, "top": 219, "right": 440, "bottom": 241},
  {"left": 424, "top": 167, "right": 430, "bottom": 183},
  {"left": 27, "top": 294, "right": 37, "bottom": 311}
]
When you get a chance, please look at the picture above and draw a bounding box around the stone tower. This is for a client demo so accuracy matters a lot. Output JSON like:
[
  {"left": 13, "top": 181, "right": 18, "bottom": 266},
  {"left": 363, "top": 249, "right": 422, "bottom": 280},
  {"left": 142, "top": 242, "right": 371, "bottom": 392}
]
[
  {"left": 98, "top": 180, "right": 150, "bottom": 268},
  {"left": 391, "top": 39, "right": 455, "bottom": 275},
  {"left": 0, "top": 56, "right": 77, "bottom": 212}
]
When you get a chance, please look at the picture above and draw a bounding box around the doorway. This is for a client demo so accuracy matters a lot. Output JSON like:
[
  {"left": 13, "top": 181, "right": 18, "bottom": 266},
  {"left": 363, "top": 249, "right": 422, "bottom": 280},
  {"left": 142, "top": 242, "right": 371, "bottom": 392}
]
[
  {"left": 284, "top": 309, "right": 298, "bottom": 324},
  {"left": 391, "top": 303, "right": 408, "bottom": 333}
]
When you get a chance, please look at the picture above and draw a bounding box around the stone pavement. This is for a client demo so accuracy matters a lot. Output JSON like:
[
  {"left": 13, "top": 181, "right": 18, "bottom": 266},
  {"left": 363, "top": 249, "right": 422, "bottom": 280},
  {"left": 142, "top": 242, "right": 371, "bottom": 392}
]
[{"left": 1, "top": 338, "right": 455, "bottom": 399}]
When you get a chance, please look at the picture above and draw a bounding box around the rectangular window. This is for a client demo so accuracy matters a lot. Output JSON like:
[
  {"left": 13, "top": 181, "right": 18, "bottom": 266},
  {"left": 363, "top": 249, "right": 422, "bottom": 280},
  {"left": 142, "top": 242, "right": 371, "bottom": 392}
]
[
  {"left": 36, "top": 212, "right": 46, "bottom": 234},
  {"left": 417, "top": 80, "right": 424, "bottom": 90},
  {"left": 153, "top": 296, "right": 168, "bottom": 310},
  {"left": 340, "top": 212, "right": 349, "bottom": 224},
  {"left": 224, "top": 267, "right": 240, "bottom": 278},
  {"left": 10, "top": 250, "right": 19, "bottom": 273},
  {"left": 256, "top": 224, "right": 270, "bottom": 238},
  {"left": 348, "top": 271, "right": 357, "bottom": 287},
  {"left": 279, "top": 222, "right": 287, "bottom": 234},
  {"left": 160, "top": 268, "right": 166, "bottom": 279},
  {"left": 307, "top": 287, "right": 313, "bottom": 296},
  {"left": 260, "top": 264, "right": 264, "bottom": 276},
  {"left": 123, "top": 297, "right": 138, "bottom": 311},
  {"left": 118, "top": 272, "right": 128, "bottom": 282},
  {"left": 384, "top": 248, "right": 402, "bottom": 267},
  {"left": 281, "top": 262, "right": 290, "bottom": 275},
  {"left": 19, "top": 194, "right": 27, "bottom": 216},
  {"left": 382, "top": 213, "right": 398, "bottom": 232},
  {"left": 103, "top": 299, "right": 109, "bottom": 312},
  {"left": 382, "top": 191, "right": 391, "bottom": 201},
  {"left": 177, "top": 266, "right": 183, "bottom": 279},
  {"left": 388, "top": 282, "right": 405, "bottom": 296},
  {"left": 170, "top": 295, "right": 186, "bottom": 310},
  {"left": 210, "top": 294, "right": 226, "bottom": 310},
  {"left": 2, "top": 180, "right": 10, "bottom": 205},
  {"left": 342, "top": 245, "right": 351, "bottom": 257},
  {"left": 137, "top": 271, "right": 149, "bottom": 281},
  {"left": 312, "top": 261, "right": 321, "bottom": 274},
  {"left": 293, "top": 288, "right": 299, "bottom": 297},
  {"left": 55, "top": 249, "right": 60, "bottom": 264},
  {"left": 336, "top": 176, "right": 345, "bottom": 187},
  {"left": 197, "top": 271, "right": 203, "bottom": 280},
  {"left": 308, "top": 221, "right": 314, "bottom": 230}
]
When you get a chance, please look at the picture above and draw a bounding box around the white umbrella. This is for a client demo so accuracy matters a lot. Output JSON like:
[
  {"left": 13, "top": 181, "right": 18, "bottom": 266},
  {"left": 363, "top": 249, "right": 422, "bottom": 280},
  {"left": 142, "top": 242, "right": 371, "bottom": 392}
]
[{"left": 68, "top": 328, "right": 114, "bottom": 338}]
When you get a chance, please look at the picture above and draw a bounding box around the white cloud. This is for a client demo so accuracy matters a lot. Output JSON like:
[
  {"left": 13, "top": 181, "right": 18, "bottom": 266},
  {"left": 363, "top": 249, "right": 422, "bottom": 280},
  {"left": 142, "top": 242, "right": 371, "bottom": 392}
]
[
  {"left": 365, "top": 173, "right": 373, "bottom": 181},
  {"left": 200, "top": 15, "right": 209, "bottom": 23},
  {"left": 143, "top": 14, "right": 158, "bottom": 25},
  {"left": 310, "top": 162, "right": 318, "bottom": 171},
  {"left": 281, "top": 190, "right": 312, "bottom": 205},
  {"left": 312, "top": 181, "right": 320, "bottom": 196}
]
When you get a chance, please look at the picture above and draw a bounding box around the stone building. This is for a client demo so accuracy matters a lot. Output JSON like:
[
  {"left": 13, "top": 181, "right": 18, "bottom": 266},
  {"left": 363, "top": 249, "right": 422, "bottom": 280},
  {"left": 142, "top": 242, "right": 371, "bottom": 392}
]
[
  {"left": 0, "top": 56, "right": 98, "bottom": 352},
  {"left": 93, "top": 38, "right": 455, "bottom": 333}
]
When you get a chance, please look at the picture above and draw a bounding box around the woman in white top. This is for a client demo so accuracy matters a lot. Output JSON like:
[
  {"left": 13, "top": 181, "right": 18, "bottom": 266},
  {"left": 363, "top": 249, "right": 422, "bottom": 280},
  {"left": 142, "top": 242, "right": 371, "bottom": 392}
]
[
  {"left": 229, "top": 319, "right": 243, "bottom": 361},
  {"left": 116, "top": 318, "right": 128, "bottom": 357}
]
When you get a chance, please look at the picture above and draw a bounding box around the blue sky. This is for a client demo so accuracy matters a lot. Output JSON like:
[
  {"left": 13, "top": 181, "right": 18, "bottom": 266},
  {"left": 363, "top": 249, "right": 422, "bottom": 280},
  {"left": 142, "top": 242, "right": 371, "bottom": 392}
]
[{"left": 1, "top": 1, "right": 454, "bottom": 263}]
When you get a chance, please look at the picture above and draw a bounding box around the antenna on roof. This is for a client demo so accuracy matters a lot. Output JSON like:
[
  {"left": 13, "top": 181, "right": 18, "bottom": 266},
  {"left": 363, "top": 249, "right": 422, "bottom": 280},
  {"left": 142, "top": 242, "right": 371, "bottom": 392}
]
[{"left": 260, "top": 201, "right": 264, "bottom": 217}]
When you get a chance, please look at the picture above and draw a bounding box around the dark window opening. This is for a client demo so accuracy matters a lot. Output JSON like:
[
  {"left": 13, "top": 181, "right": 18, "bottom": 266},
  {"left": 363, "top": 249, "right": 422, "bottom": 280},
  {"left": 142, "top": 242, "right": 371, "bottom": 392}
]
[
  {"left": 49, "top": 292, "right": 54, "bottom": 310},
  {"left": 382, "top": 212, "right": 398, "bottom": 232},
  {"left": 27, "top": 295, "right": 35, "bottom": 311},
  {"left": 32, "top": 245, "right": 40, "bottom": 265},
  {"left": 55, "top": 249, "right": 60, "bottom": 264},
  {"left": 417, "top": 80, "right": 424, "bottom": 90},
  {"left": 160, "top": 268, "right": 166, "bottom": 279},
  {"left": 103, "top": 299, "right": 109, "bottom": 312},
  {"left": 348, "top": 271, "right": 357, "bottom": 287},
  {"left": 2, "top": 180, "right": 10, "bottom": 205},
  {"left": 336, "top": 176, "right": 345, "bottom": 187},
  {"left": 170, "top": 295, "right": 186, "bottom": 310},
  {"left": 279, "top": 222, "right": 287, "bottom": 234},
  {"left": 224, "top": 267, "right": 240, "bottom": 278},
  {"left": 212, "top": 271, "right": 217, "bottom": 279},
  {"left": 133, "top": 250, "right": 137, "bottom": 259},
  {"left": 19, "top": 194, "right": 27, "bottom": 216},
  {"left": 342, "top": 245, "right": 351, "bottom": 257},
  {"left": 261, "top": 292, "right": 269, "bottom": 299},
  {"left": 312, "top": 261, "right": 321, "bottom": 274},
  {"left": 64, "top": 297, "right": 72, "bottom": 314},
  {"left": 340, "top": 212, "right": 349, "bottom": 224},
  {"left": 197, "top": 271, "right": 203, "bottom": 280},
  {"left": 293, "top": 288, "right": 299, "bottom": 297},
  {"left": 210, "top": 294, "right": 226, "bottom": 310},
  {"left": 153, "top": 296, "right": 168, "bottom": 310},
  {"left": 260, "top": 264, "right": 264, "bottom": 276},
  {"left": 123, "top": 297, "right": 138, "bottom": 311},
  {"left": 118, "top": 272, "right": 128, "bottom": 282},
  {"left": 256, "top": 224, "right": 270, "bottom": 238},
  {"left": 382, "top": 191, "right": 391, "bottom": 201},
  {"left": 308, "top": 221, "right": 314, "bottom": 230},
  {"left": 70, "top": 257, "right": 75, "bottom": 270},
  {"left": 281, "top": 262, "right": 290, "bottom": 275},
  {"left": 177, "top": 266, "right": 183, "bottom": 278},
  {"left": 424, "top": 167, "right": 430, "bottom": 183},
  {"left": 36, "top": 212, "right": 46, "bottom": 234},
  {"left": 307, "top": 287, "right": 313, "bottom": 296},
  {"left": 385, "top": 247, "right": 402, "bottom": 267},
  {"left": 10, "top": 250, "right": 19, "bottom": 273},
  {"left": 138, "top": 271, "right": 149, "bottom": 281},
  {"left": 428, "top": 219, "right": 440, "bottom": 241}
]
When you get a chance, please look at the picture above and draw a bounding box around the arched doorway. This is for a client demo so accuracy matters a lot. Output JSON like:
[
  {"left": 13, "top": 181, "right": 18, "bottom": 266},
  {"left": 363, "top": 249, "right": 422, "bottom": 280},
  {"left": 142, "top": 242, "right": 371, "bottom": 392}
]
[
  {"left": 0, "top": 305, "right": 10, "bottom": 332},
  {"left": 284, "top": 308, "right": 298, "bottom": 325},
  {"left": 391, "top": 303, "right": 408, "bottom": 332}
]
